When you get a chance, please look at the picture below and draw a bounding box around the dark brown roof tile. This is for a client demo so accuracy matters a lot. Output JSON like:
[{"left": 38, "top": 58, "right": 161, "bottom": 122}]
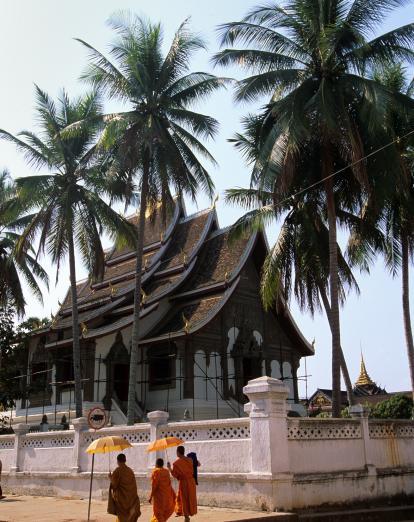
[
  {"left": 144, "top": 275, "right": 180, "bottom": 301},
  {"left": 184, "top": 230, "right": 249, "bottom": 290},
  {"left": 158, "top": 211, "right": 211, "bottom": 272},
  {"left": 156, "top": 295, "right": 222, "bottom": 336},
  {"left": 108, "top": 208, "right": 174, "bottom": 262}
]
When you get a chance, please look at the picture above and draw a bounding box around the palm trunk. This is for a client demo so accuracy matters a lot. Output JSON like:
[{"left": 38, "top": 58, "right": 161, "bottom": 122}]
[
  {"left": 325, "top": 172, "right": 342, "bottom": 417},
  {"left": 401, "top": 234, "right": 414, "bottom": 403},
  {"left": 319, "top": 286, "right": 354, "bottom": 407},
  {"left": 127, "top": 160, "right": 150, "bottom": 425},
  {"left": 68, "top": 227, "right": 83, "bottom": 419}
]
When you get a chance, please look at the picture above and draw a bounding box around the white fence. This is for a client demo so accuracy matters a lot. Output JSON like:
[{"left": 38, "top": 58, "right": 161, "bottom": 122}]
[{"left": 1, "top": 377, "right": 414, "bottom": 511}]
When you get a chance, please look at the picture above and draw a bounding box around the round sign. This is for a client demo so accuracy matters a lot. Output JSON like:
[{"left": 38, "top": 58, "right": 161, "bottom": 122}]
[{"left": 87, "top": 407, "right": 108, "bottom": 430}]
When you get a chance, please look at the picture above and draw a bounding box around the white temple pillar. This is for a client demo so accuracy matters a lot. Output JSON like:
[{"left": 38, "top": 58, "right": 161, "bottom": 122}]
[
  {"left": 147, "top": 410, "right": 169, "bottom": 468},
  {"left": 244, "top": 376, "right": 293, "bottom": 510},
  {"left": 71, "top": 417, "right": 88, "bottom": 473},
  {"left": 10, "top": 423, "right": 29, "bottom": 474},
  {"left": 350, "top": 404, "right": 377, "bottom": 476}
]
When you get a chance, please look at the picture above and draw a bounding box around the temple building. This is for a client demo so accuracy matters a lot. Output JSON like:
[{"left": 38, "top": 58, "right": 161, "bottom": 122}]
[
  {"left": 16, "top": 200, "right": 313, "bottom": 425},
  {"left": 307, "top": 355, "right": 398, "bottom": 414}
]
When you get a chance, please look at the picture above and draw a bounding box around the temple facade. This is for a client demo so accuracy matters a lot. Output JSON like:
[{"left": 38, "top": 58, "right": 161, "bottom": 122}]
[{"left": 18, "top": 200, "right": 313, "bottom": 424}]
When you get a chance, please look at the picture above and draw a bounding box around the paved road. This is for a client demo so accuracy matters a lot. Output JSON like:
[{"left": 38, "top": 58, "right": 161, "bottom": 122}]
[{"left": 0, "top": 495, "right": 282, "bottom": 522}]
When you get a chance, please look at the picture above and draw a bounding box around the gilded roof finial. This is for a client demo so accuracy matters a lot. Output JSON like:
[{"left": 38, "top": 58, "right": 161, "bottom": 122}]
[
  {"left": 50, "top": 313, "right": 57, "bottom": 328},
  {"left": 141, "top": 288, "right": 148, "bottom": 306},
  {"left": 211, "top": 193, "right": 219, "bottom": 209},
  {"left": 80, "top": 322, "right": 88, "bottom": 337},
  {"left": 355, "top": 353, "right": 374, "bottom": 387},
  {"left": 182, "top": 313, "right": 190, "bottom": 334},
  {"left": 182, "top": 249, "right": 188, "bottom": 267}
]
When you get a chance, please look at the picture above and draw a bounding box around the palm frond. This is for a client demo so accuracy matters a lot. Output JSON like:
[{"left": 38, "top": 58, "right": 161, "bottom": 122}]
[
  {"left": 345, "top": 0, "right": 411, "bottom": 36},
  {"left": 158, "top": 18, "right": 206, "bottom": 91},
  {"left": 347, "top": 24, "right": 414, "bottom": 71},
  {"left": 167, "top": 108, "right": 219, "bottom": 139},
  {"left": 215, "top": 21, "right": 310, "bottom": 62},
  {"left": 234, "top": 68, "right": 306, "bottom": 103},
  {"left": 0, "top": 130, "right": 51, "bottom": 170},
  {"left": 167, "top": 73, "right": 232, "bottom": 105},
  {"left": 77, "top": 38, "right": 131, "bottom": 101}
]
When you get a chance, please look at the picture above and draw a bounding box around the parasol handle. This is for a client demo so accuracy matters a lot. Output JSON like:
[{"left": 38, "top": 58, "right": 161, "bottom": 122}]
[{"left": 87, "top": 453, "right": 95, "bottom": 521}]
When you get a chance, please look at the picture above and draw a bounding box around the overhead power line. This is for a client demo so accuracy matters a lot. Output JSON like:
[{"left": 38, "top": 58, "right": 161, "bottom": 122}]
[{"left": 275, "top": 128, "right": 414, "bottom": 209}]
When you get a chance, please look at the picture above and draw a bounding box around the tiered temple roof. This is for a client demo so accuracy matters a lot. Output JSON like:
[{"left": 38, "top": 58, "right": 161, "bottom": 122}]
[
  {"left": 42, "top": 199, "right": 312, "bottom": 354},
  {"left": 353, "top": 355, "right": 386, "bottom": 396}
]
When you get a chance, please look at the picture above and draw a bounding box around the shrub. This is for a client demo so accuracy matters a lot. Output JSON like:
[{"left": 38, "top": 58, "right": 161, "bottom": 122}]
[
  {"left": 316, "top": 411, "right": 331, "bottom": 418},
  {"left": 370, "top": 394, "right": 413, "bottom": 419}
]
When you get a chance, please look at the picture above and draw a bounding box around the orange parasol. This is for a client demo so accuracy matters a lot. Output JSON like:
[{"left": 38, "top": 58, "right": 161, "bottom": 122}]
[{"left": 146, "top": 436, "right": 184, "bottom": 453}]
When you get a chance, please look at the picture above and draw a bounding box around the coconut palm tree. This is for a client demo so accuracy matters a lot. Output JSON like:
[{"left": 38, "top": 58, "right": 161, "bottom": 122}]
[
  {"left": 374, "top": 68, "right": 414, "bottom": 403},
  {"left": 349, "top": 64, "right": 414, "bottom": 400},
  {"left": 265, "top": 200, "right": 358, "bottom": 407},
  {"left": 77, "top": 13, "right": 227, "bottom": 424},
  {"left": 214, "top": 1, "right": 414, "bottom": 416},
  {"left": 226, "top": 115, "right": 358, "bottom": 407},
  {"left": 0, "top": 170, "right": 48, "bottom": 316},
  {"left": 0, "top": 87, "right": 135, "bottom": 418}
]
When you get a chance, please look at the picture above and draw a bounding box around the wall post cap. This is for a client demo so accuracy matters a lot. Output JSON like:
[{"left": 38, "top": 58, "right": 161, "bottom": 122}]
[
  {"left": 147, "top": 410, "right": 169, "bottom": 425},
  {"left": 72, "top": 417, "right": 88, "bottom": 430},
  {"left": 243, "top": 376, "right": 289, "bottom": 397},
  {"left": 349, "top": 404, "right": 370, "bottom": 418},
  {"left": 13, "top": 423, "right": 30, "bottom": 435}
]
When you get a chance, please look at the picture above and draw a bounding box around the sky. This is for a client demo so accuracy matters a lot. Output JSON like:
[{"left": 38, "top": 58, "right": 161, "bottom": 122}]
[{"left": 0, "top": 0, "right": 412, "bottom": 399}]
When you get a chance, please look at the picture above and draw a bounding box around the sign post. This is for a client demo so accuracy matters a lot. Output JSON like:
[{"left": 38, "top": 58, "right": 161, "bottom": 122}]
[{"left": 87, "top": 407, "right": 108, "bottom": 521}]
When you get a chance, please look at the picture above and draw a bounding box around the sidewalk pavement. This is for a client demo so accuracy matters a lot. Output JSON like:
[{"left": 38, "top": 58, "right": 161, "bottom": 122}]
[{"left": 0, "top": 495, "right": 294, "bottom": 522}]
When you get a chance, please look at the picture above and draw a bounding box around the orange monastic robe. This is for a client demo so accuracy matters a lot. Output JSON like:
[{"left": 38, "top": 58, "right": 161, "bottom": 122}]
[
  {"left": 171, "top": 457, "right": 197, "bottom": 517},
  {"left": 110, "top": 464, "right": 141, "bottom": 522},
  {"left": 150, "top": 467, "right": 176, "bottom": 522}
]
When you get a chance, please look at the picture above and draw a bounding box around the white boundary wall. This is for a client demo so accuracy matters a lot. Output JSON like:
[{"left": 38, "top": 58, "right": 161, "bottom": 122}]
[{"left": 1, "top": 377, "right": 414, "bottom": 511}]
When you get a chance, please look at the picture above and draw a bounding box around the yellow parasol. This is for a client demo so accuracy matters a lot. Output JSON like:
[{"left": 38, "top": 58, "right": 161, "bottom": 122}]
[
  {"left": 86, "top": 436, "right": 132, "bottom": 521},
  {"left": 146, "top": 436, "right": 183, "bottom": 453},
  {"left": 86, "top": 435, "right": 132, "bottom": 454},
  {"left": 147, "top": 436, "right": 184, "bottom": 476}
]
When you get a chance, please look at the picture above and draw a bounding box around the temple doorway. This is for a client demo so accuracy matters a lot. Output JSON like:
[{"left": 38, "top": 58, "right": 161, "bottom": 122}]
[
  {"left": 113, "top": 363, "right": 129, "bottom": 402},
  {"left": 242, "top": 357, "right": 261, "bottom": 386},
  {"left": 103, "top": 331, "right": 130, "bottom": 412}
]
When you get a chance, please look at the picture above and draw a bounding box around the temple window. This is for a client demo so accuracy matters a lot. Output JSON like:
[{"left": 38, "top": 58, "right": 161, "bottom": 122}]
[
  {"left": 148, "top": 344, "right": 176, "bottom": 389},
  {"left": 31, "top": 362, "right": 48, "bottom": 387},
  {"left": 60, "top": 357, "right": 74, "bottom": 386}
]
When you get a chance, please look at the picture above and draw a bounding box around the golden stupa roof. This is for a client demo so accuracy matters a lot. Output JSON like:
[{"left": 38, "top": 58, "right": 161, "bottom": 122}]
[{"left": 355, "top": 355, "right": 375, "bottom": 387}]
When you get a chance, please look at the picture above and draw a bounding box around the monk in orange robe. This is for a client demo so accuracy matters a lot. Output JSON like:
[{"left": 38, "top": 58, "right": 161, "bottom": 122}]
[
  {"left": 167, "top": 446, "right": 197, "bottom": 521},
  {"left": 149, "top": 458, "right": 176, "bottom": 522},
  {"left": 110, "top": 454, "right": 141, "bottom": 522}
]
